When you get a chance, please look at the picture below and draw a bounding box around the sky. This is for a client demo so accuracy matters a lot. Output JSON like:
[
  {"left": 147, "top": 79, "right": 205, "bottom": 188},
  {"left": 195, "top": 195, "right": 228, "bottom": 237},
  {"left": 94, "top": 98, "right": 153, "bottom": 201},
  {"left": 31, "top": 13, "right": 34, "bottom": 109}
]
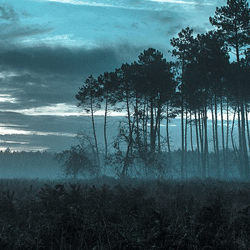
[{"left": 0, "top": 0, "right": 227, "bottom": 152}]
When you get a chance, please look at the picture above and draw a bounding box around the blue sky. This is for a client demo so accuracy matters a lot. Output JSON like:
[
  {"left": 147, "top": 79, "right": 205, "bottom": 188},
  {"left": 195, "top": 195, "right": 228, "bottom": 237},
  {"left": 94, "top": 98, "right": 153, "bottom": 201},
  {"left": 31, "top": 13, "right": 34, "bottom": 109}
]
[{"left": 0, "top": 0, "right": 226, "bottom": 152}]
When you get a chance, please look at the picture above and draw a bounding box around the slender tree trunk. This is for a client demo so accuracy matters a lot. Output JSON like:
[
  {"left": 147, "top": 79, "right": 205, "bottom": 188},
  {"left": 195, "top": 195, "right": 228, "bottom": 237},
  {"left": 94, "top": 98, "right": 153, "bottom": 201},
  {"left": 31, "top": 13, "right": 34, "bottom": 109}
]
[
  {"left": 211, "top": 101, "right": 216, "bottom": 156},
  {"left": 150, "top": 96, "right": 155, "bottom": 154},
  {"left": 190, "top": 110, "right": 195, "bottom": 177},
  {"left": 121, "top": 86, "right": 133, "bottom": 177},
  {"left": 90, "top": 96, "right": 100, "bottom": 167},
  {"left": 214, "top": 94, "right": 220, "bottom": 179},
  {"left": 221, "top": 96, "right": 226, "bottom": 179},
  {"left": 190, "top": 110, "right": 194, "bottom": 153},
  {"left": 166, "top": 102, "right": 172, "bottom": 168},
  {"left": 145, "top": 99, "right": 149, "bottom": 152},
  {"left": 245, "top": 104, "right": 250, "bottom": 152},
  {"left": 203, "top": 102, "right": 208, "bottom": 179},
  {"left": 231, "top": 107, "right": 243, "bottom": 178},
  {"left": 142, "top": 98, "right": 148, "bottom": 152},
  {"left": 226, "top": 98, "right": 229, "bottom": 153},
  {"left": 195, "top": 110, "right": 201, "bottom": 177},
  {"left": 156, "top": 96, "right": 162, "bottom": 153},
  {"left": 226, "top": 98, "right": 229, "bottom": 173},
  {"left": 157, "top": 116, "right": 161, "bottom": 153},
  {"left": 198, "top": 109, "right": 204, "bottom": 178},
  {"left": 185, "top": 104, "right": 188, "bottom": 178},
  {"left": 238, "top": 104, "right": 243, "bottom": 176},
  {"left": 241, "top": 102, "right": 249, "bottom": 179},
  {"left": 104, "top": 95, "right": 108, "bottom": 161},
  {"left": 181, "top": 96, "right": 185, "bottom": 179}
]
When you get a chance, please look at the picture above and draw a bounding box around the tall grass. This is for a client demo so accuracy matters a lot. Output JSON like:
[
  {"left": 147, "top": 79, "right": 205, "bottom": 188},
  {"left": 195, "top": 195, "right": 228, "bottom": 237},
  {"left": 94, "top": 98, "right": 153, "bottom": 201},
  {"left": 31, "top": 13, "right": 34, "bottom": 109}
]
[{"left": 0, "top": 177, "right": 249, "bottom": 249}]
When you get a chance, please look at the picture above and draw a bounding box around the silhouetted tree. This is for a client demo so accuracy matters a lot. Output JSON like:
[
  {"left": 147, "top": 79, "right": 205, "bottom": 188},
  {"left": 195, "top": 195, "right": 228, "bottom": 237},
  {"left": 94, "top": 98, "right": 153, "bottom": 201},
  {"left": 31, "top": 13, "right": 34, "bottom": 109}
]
[
  {"left": 57, "top": 145, "right": 97, "bottom": 178},
  {"left": 98, "top": 71, "right": 118, "bottom": 162},
  {"left": 210, "top": 0, "right": 250, "bottom": 179},
  {"left": 137, "top": 48, "right": 176, "bottom": 155},
  {"left": 170, "top": 27, "right": 196, "bottom": 179},
  {"left": 76, "top": 75, "right": 101, "bottom": 167}
]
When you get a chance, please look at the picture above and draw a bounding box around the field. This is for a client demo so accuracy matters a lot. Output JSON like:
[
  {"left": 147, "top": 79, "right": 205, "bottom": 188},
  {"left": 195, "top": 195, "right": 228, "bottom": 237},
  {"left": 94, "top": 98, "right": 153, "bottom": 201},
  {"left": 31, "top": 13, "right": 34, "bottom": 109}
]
[{"left": 0, "top": 177, "right": 250, "bottom": 249}]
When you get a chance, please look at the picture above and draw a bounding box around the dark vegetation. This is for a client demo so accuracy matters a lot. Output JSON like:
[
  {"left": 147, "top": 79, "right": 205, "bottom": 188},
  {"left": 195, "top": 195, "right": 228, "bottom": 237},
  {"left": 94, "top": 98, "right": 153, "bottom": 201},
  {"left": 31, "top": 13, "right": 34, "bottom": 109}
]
[{"left": 0, "top": 177, "right": 250, "bottom": 249}]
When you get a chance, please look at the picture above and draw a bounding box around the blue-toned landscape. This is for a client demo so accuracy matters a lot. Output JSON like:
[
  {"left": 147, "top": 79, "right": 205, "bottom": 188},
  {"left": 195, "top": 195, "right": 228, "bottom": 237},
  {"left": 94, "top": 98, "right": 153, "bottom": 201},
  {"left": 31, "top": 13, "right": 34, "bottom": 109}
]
[{"left": 0, "top": 0, "right": 250, "bottom": 249}]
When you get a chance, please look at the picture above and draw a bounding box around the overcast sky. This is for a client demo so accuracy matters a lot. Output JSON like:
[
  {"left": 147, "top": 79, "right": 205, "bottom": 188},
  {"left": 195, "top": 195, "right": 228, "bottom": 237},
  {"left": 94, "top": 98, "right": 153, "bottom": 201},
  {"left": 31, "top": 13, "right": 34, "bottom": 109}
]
[{"left": 0, "top": 0, "right": 226, "bottom": 152}]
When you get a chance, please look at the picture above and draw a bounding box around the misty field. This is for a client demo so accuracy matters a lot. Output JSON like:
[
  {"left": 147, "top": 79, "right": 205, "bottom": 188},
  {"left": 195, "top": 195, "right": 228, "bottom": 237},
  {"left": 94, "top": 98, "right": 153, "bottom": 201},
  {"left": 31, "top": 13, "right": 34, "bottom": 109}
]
[{"left": 0, "top": 177, "right": 250, "bottom": 249}]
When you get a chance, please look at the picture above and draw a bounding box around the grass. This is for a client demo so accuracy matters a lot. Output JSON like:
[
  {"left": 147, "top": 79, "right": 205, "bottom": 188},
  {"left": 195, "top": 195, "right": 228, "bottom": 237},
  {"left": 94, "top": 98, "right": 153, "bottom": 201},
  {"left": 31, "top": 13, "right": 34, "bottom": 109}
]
[{"left": 0, "top": 176, "right": 249, "bottom": 249}]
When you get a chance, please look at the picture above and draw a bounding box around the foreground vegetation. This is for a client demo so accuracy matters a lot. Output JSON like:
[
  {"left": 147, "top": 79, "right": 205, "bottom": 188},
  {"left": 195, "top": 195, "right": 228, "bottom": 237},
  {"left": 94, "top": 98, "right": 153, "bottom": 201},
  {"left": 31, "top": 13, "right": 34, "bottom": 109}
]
[{"left": 0, "top": 177, "right": 250, "bottom": 249}]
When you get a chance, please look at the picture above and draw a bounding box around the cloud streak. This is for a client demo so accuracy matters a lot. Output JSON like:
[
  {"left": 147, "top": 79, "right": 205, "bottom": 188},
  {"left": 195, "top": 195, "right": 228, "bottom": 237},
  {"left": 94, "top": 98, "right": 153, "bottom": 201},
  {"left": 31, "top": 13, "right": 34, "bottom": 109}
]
[{"left": 37, "top": 0, "right": 212, "bottom": 10}]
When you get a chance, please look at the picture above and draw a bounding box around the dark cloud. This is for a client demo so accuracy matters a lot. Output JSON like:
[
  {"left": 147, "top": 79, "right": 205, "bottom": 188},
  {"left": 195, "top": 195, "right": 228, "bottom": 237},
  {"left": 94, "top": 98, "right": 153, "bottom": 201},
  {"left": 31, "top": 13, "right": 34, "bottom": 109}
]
[
  {"left": 0, "top": 43, "right": 144, "bottom": 109},
  {"left": 0, "top": 5, "right": 18, "bottom": 22},
  {"left": 0, "top": 46, "right": 122, "bottom": 77},
  {"left": 165, "top": 24, "right": 185, "bottom": 37},
  {"left": 192, "top": 25, "right": 209, "bottom": 35},
  {"left": 0, "top": 26, "right": 53, "bottom": 41},
  {"left": 0, "top": 73, "right": 80, "bottom": 109},
  {"left": 153, "top": 12, "right": 179, "bottom": 24}
]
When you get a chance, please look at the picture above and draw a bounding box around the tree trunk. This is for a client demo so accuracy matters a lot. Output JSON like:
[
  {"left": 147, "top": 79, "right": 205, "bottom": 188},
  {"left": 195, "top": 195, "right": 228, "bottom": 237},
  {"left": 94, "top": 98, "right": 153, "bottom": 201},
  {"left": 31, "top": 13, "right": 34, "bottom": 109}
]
[
  {"left": 198, "top": 109, "right": 204, "bottom": 179},
  {"left": 90, "top": 96, "right": 100, "bottom": 167},
  {"left": 181, "top": 96, "right": 185, "bottom": 180},
  {"left": 211, "top": 101, "right": 216, "bottom": 156},
  {"left": 214, "top": 93, "right": 220, "bottom": 179},
  {"left": 121, "top": 86, "right": 133, "bottom": 177},
  {"left": 226, "top": 98, "right": 229, "bottom": 175},
  {"left": 104, "top": 95, "right": 108, "bottom": 162},
  {"left": 185, "top": 104, "right": 188, "bottom": 178},
  {"left": 195, "top": 110, "right": 201, "bottom": 177},
  {"left": 245, "top": 104, "right": 250, "bottom": 153},
  {"left": 203, "top": 103, "right": 208, "bottom": 179},
  {"left": 220, "top": 96, "right": 226, "bottom": 179},
  {"left": 231, "top": 107, "right": 243, "bottom": 178},
  {"left": 150, "top": 96, "right": 155, "bottom": 154},
  {"left": 240, "top": 102, "right": 249, "bottom": 180},
  {"left": 166, "top": 102, "right": 172, "bottom": 169},
  {"left": 190, "top": 110, "right": 195, "bottom": 177}
]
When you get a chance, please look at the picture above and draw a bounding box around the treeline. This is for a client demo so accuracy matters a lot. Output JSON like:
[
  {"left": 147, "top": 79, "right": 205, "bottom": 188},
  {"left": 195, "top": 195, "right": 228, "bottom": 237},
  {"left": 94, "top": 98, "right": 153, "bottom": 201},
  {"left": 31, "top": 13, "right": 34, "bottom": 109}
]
[
  {"left": 75, "top": 0, "right": 250, "bottom": 180},
  {"left": 0, "top": 149, "right": 60, "bottom": 178}
]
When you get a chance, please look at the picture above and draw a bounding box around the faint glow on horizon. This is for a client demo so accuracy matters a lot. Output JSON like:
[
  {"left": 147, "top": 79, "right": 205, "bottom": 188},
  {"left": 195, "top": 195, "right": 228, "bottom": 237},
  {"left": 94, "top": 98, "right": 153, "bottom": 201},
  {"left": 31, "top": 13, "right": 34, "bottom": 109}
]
[
  {"left": 0, "top": 71, "right": 19, "bottom": 79},
  {"left": 14, "top": 103, "right": 82, "bottom": 116},
  {"left": 0, "top": 126, "right": 76, "bottom": 137},
  {"left": 21, "top": 35, "right": 99, "bottom": 49},
  {"left": 12, "top": 103, "right": 126, "bottom": 117},
  {"left": 0, "top": 94, "right": 18, "bottom": 104},
  {"left": 0, "top": 140, "right": 29, "bottom": 145}
]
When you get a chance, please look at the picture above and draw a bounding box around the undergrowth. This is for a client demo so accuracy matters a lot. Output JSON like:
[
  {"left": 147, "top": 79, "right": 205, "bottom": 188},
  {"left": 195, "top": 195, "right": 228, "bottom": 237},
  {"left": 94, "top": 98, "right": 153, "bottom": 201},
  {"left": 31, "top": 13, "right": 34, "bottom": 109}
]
[{"left": 0, "top": 177, "right": 249, "bottom": 249}]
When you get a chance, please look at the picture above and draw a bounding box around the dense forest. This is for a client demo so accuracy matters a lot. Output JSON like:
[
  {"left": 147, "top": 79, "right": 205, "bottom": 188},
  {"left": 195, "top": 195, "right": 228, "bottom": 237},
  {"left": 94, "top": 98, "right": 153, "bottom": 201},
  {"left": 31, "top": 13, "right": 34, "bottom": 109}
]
[{"left": 71, "top": 0, "right": 250, "bottom": 180}]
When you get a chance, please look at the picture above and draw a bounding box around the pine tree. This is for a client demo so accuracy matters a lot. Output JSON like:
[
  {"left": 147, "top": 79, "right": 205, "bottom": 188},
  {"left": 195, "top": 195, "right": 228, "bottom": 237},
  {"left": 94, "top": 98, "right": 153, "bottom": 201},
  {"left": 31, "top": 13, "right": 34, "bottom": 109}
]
[{"left": 210, "top": 0, "right": 250, "bottom": 179}]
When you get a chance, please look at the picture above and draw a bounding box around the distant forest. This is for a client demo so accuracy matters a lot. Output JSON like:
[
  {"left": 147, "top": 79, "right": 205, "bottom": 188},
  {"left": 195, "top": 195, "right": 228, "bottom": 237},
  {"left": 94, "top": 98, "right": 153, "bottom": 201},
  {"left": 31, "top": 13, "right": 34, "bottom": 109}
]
[
  {"left": 0, "top": 150, "right": 60, "bottom": 179},
  {"left": 71, "top": 0, "right": 250, "bottom": 180}
]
